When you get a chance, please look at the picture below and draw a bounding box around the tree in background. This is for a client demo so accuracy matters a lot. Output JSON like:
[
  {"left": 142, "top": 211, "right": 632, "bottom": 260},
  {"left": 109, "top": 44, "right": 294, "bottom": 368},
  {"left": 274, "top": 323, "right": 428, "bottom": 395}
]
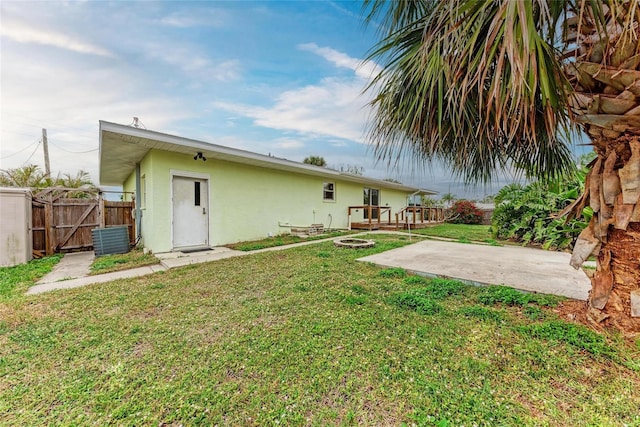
[
  {"left": 303, "top": 156, "right": 327, "bottom": 167},
  {"left": 0, "top": 165, "right": 98, "bottom": 198},
  {"left": 440, "top": 193, "right": 456, "bottom": 207},
  {"left": 421, "top": 195, "right": 439, "bottom": 207},
  {"left": 55, "top": 170, "right": 99, "bottom": 198},
  {"left": 0, "top": 164, "right": 51, "bottom": 188},
  {"left": 364, "top": 0, "right": 640, "bottom": 331},
  {"left": 336, "top": 164, "right": 364, "bottom": 176}
]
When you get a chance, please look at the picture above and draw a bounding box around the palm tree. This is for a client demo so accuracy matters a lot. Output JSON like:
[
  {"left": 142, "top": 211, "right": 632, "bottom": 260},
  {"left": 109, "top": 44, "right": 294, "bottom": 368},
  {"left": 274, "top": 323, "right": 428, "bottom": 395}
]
[
  {"left": 364, "top": 0, "right": 640, "bottom": 332},
  {"left": 54, "top": 170, "right": 98, "bottom": 198},
  {"left": 440, "top": 193, "right": 456, "bottom": 208},
  {"left": 0, "top": 164, "right": 52, "bottom": 188},
  {"left": 0, "top": 165, "right": 98, "bottom": 198}
]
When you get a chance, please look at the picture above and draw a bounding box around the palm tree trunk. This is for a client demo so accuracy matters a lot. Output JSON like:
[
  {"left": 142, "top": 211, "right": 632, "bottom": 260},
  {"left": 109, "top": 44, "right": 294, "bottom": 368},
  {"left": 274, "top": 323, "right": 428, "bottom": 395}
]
[
  {"left": 579, "top": 136, "right": 640, "bottom": 334},
  {"left": 598, "top": 223, "right": 640, "bottom": 332}
]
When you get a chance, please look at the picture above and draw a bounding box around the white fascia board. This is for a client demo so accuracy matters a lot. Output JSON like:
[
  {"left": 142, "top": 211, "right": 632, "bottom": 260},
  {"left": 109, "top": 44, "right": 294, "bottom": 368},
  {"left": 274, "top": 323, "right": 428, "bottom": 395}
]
[{"left": 98, "top": 121, "right": 437, "bottom": 194}]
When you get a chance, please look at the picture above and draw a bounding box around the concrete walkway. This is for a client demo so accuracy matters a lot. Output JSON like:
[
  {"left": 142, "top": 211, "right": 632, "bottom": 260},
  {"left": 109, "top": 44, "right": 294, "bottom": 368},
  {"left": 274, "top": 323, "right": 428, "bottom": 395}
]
[
  {"left": 357, "top": 239, "right": 591, "bottom": 301},
  {"left": 27, "top": 234, "right": 357, "bottom": 295},
  {"left": 27, "top": 232, "right": 591, "bottom": 301},
  {"left": 27, "top": 247, "right": 246, "bottom": 295},
  {"left": 35, "top": 251, "right": 95, "bottom": 284}
]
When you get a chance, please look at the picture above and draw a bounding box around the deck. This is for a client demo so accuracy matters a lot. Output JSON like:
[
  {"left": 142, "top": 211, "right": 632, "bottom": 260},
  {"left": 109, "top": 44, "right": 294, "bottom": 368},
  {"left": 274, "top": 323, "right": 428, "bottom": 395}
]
[{"left": 348, "top": 205, "right": 445, "bottom": 231}]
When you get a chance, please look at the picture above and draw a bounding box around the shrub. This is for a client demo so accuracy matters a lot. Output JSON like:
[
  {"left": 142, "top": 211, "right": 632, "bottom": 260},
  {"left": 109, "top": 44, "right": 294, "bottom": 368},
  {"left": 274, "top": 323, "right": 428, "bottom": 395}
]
[
  {"left": 491, "top": 154, "right": 595, "bottom": 250},
  {"left": 447, "top": 200, "right": 483, "bottom": 224}
]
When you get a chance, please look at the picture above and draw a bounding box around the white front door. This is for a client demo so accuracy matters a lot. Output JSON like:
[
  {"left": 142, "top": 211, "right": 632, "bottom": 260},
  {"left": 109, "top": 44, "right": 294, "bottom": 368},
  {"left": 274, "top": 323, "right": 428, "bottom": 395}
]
[{"left": 172, "top": 176, "right": 209, "bottom": 249}]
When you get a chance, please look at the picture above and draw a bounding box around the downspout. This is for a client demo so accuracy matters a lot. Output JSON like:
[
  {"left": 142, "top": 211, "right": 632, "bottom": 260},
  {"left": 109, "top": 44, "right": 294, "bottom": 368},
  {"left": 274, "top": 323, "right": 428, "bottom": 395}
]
[{"left": 135, "top": 162, "right": 142, "bottom": 243}]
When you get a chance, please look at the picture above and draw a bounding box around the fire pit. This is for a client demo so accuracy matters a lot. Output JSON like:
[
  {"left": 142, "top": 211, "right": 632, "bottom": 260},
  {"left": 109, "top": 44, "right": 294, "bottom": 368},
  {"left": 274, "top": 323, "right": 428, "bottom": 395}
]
[{"left": 333, "top": 238, "right": 376, "bottom": 249}]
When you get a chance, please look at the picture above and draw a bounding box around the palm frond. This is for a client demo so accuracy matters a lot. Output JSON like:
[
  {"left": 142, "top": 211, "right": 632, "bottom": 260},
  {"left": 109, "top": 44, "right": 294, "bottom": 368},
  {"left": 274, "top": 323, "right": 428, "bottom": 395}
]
[{"left": 364, "top": 0, "right": 579, "bottom": 184}]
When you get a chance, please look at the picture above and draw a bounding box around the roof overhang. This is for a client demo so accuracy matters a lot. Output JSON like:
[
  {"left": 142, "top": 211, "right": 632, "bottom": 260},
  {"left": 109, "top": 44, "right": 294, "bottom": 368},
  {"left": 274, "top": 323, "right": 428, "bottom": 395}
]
[{"left": 98, "top": 120, "right": 437, "bottom": 195}]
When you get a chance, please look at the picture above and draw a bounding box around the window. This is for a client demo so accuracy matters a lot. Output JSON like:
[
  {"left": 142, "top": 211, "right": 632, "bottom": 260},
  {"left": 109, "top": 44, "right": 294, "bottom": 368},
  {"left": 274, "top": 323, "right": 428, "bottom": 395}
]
[
  {"left": 194, "top": 181, "right": 201, "bottom": 206},
  {"left": 323, "top": 182, "right": 335, "bottom": 201}
]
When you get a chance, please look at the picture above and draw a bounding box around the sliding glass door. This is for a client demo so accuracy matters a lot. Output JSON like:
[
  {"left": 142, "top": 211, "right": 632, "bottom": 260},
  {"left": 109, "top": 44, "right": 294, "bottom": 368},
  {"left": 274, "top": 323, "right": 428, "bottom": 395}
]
[{"left": 363, "top": 187, "right": 379, "bottom": 219}]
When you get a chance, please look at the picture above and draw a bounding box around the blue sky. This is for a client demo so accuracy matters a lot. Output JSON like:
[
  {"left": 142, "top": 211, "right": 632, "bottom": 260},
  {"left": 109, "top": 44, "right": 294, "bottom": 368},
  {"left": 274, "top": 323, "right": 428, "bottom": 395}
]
[{"left": 0, "top": 1, "right": 576, "bottom": 198}]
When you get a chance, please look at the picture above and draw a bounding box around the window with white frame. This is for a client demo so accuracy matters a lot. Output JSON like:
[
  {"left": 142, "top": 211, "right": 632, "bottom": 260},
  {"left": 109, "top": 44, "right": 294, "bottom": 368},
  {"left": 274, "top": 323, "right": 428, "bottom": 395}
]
[{"left": 323, "top": 182, "right": 335, "bottom": 201}]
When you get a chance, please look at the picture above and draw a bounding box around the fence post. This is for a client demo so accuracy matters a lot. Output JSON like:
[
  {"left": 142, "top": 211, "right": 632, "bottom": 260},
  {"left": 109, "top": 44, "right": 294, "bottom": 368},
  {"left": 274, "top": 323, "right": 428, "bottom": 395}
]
[
  {"left": 44, "top": 196, "right": 55, "bottom": 255},
  {"left": 99, "top": 195, "right": 106, "bottom": 228}
]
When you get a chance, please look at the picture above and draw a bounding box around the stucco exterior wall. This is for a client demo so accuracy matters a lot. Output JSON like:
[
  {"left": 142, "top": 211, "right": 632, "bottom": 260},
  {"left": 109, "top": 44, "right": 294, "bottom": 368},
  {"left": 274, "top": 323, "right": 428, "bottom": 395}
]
[
  {"left": 123, "top": 154, "right": 156, "bottom": 248},
  {"left": 129, "top": 149, "right": 411, "bottom": 252}
]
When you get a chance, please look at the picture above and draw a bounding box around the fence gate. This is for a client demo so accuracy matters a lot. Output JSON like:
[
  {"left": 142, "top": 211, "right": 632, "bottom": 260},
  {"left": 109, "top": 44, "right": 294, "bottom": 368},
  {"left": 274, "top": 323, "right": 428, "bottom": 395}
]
[{"left": 32, "top": 189, "right": 134, "bottom": 256}]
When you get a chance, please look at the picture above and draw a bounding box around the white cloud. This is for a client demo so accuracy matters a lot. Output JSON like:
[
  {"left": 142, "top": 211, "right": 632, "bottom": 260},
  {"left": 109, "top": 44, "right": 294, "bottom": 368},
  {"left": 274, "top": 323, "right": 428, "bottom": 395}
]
[
  {"left": 0, "top": 43, "right": 191, "bottom": 184},
  {"left": 159, "top": 8, "right": 230, "bottom": 28},
  {"left": 274, "top": 138, "right": 304, "bottom": 149},
  {"left": 0, "top": 19, "right": 115, "bottom": 58},
  {"left": 144, "top": 44, "right": 241, "bottom": 82},
  {"left": 215, "top": 45, "right": 378, "bottom": 144},
  {"left": 298, "top": 42, "right": 381, "bottom": 79}
]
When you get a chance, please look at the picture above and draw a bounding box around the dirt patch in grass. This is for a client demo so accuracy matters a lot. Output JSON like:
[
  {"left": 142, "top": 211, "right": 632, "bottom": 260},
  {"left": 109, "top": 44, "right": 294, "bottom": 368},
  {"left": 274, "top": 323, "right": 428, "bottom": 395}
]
[
  {"left": 551, "top": 299, "right": 589, "bottom": 325},
  {"left": 226, "top": 230, "right": 357, "bottom": 251},
  {"left": 89, "top": 249, "right": 159, "bottom": 275}
]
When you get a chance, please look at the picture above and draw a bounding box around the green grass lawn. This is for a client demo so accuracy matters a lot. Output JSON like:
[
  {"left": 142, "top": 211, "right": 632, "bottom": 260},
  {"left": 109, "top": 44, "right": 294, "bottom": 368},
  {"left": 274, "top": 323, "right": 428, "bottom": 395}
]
[
  {"left": 0, "top": 255, "right": 62, "bottom": 302},
  {"left": 1, "top": 234, "right": 638, "bottom": 426},
  {"left": 409, "top": 223, "right": 503, "bottom": 245}
]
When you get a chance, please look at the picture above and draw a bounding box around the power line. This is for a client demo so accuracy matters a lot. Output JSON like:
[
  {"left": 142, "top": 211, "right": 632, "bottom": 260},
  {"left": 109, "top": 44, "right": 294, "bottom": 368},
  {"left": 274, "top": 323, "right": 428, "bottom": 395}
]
[
  {"left": 22, "top": 141, "right": 42, "bottom": 165},
  {"left": 0, "top": 129, "right": 44, "bottom": 138},
  {"left": 0, "top": 139, "right": 41, "bottom": 159},
  {"left": 48, "top": 141, "right": 98, "bottom": 153}
]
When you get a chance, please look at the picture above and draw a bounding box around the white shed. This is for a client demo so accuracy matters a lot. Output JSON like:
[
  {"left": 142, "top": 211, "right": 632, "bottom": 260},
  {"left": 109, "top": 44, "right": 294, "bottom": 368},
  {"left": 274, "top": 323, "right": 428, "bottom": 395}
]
[{"left": 0, "top": 187, "right": 32, "bottom": 267}]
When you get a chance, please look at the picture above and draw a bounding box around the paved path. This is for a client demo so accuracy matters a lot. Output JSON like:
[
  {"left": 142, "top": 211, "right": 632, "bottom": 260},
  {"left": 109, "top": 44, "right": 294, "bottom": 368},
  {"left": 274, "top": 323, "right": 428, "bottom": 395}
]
[
  {"left": 36, "top": 251, "right": 95, "bottom": 284},
  {"left": 27, "top": 235, "right": 360, "bottom": 295},
  {"left": 27, "top": 232, "right": 591, "bottom": 301},
  {"left": 357, "top": 239, "right": 591, "bottom": 300}
]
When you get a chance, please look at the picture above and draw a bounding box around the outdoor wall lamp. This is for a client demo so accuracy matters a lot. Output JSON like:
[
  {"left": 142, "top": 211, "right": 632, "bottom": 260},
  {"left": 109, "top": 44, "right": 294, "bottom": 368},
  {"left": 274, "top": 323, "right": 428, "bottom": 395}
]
[{"left": 194, "top": 152, "right": 207, "bottom": 161}]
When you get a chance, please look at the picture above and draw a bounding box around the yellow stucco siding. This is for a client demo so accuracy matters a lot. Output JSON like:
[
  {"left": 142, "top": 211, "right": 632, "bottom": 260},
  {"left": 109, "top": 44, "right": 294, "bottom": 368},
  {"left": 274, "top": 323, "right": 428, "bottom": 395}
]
[{"left": 134, "top": 149, "right": 412, "bottom": 252}]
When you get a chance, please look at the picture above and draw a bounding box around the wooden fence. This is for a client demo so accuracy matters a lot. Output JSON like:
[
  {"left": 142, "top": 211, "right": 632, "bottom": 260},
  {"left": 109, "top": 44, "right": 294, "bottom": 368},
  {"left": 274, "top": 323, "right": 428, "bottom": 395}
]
[{"left": 32, "top": 191, "right": 134, "bottom": 256}]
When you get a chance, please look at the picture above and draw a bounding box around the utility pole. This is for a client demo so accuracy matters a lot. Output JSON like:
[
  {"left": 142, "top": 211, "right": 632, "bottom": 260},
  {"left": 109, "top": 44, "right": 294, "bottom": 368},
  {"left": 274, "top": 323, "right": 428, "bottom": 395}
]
[{"left": 42, "top": 128, "right": 50, "bottom": 177}]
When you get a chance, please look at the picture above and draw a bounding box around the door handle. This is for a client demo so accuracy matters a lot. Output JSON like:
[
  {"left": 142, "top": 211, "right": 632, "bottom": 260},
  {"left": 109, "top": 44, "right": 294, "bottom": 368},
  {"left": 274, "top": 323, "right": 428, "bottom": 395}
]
[{"left": 202, "top": 208, "right": 206, "bottom": 214}]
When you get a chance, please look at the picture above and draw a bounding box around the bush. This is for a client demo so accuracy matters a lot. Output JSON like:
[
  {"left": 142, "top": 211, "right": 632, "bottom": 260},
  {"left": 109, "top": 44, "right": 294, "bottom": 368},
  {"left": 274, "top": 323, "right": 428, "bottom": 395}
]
[
  {"left": 447, "top": 200, "right": 483, "bottom": 224},
  {"left": 491, "top": 182, "right": 590, "bottom": 250},
  {"left": 490, "top": 153, "right": 595, "bottom": 250}
]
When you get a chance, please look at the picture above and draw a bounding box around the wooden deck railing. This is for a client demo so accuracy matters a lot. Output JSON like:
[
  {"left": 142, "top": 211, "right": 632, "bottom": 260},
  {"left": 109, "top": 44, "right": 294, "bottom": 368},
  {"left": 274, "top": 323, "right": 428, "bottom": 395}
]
[
  {"left": 347, "top": 205, "right": 392, "bottom": 229},
  {"left": 395, "top": 206, "right": 444, "bottom": 228}
]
